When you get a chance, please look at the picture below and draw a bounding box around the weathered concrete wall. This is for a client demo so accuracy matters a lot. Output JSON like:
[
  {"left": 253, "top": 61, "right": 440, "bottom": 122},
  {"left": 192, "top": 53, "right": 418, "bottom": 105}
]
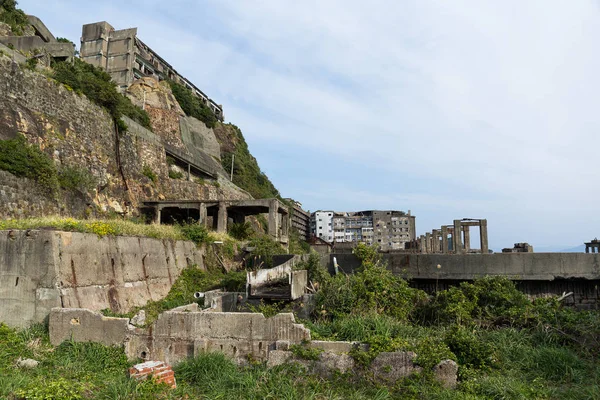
[
  {"left": 330, "top": 253, "right": 600, "bottom": 280},
  {"left": 0, "top": 170, "right": 61, "bottom": 218},
  {"left": 50, "top": 308, "right": 311, "bottom": 366},
  {"left": 329, "top": 253, "right": 600, "bottom": 307},
  {"left": 0, "top": 230, "right": 204, "bottom": 328}
]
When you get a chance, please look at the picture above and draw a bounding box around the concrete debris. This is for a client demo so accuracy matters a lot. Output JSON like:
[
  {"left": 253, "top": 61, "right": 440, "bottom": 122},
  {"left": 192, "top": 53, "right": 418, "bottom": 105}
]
[
  {"left": 433, "top": 359, "right": 459, "bottom": 389},
  {"left": 16, "top": 358, "right": 40, "bottom": 368},
  {"left": 130, "top": 310, "right": 146, "bottom": 327}
]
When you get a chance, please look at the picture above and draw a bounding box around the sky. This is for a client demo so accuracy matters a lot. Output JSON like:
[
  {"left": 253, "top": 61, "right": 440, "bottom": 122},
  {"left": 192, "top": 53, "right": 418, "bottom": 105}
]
[{"left": 18, "top": 0, "right": 600, "bottom": 251}]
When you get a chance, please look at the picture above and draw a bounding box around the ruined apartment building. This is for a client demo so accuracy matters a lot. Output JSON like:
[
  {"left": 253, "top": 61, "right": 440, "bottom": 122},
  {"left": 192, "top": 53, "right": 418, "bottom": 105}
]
[
  {"left": 311, "top": 210, "right": 416, "bottom": 251},
  {"left": 80, "top": 21, "right": 223, "bottom": 121},
  {"left": 284, "top": 199, "right": 310, "bottom": 241}
]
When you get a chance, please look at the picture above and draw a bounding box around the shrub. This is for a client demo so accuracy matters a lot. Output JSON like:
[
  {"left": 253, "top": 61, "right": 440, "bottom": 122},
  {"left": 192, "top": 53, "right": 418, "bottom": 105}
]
[
  {"left": 180, "top": 223, "right": 211, "bottom": 244},
  {"left": 290, "top": 343, "right": 323, "bottom": 361},
  {"left": 58, "top": 165, "right": 97, "bottom": 193},
  {"left": 0, "top": 0, "right": 28, "bottom": 35},
  {"left": 219, "top": 124, "right": 280, "bottom": 199},
  {"left": 168, "top": 170, "right": 184, "bottom": 179},
  {"left": 247, "top": 235, "right": 284, "bottom": 268},
  {"left": 169, "top": 81, "right": 218, "bottom": 128},
  {"left": 444, "top": 325, "right": 494, "bottom": 370},
  {"left": 51, "top": 58, "right": 152, "bottom": 131},
  {"left": 15, "top": 377, "right": 90, "bottom": 400},
  {"left": 0, "top": 135, "right": 58, "bottom": 193},
  {"left": 228, "top": 221, "right": 254, "bottom": 240},
  {"left": 141, "top": 165, "right": 157, "bottom": 183}
]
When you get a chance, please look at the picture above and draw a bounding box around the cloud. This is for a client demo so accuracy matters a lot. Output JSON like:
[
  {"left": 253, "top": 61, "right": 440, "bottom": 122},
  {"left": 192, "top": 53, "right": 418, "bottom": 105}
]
[{"left": 18, "top": 0, "right": 600, "bottom": 248}]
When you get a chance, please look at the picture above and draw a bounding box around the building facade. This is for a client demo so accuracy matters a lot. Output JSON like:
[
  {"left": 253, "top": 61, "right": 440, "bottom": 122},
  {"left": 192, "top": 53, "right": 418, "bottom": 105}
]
[
  {"left": 310, "top": 211, "right": 334, "bottom": 243},
  {"left": 315, "top": 210, "right": 415, "bottom": 251},
  {"left": 284, "top": 199, "right": 310, "bottom": 241},
  {"left": 80, "top": 21, "right": 223, "bottom": 121}
]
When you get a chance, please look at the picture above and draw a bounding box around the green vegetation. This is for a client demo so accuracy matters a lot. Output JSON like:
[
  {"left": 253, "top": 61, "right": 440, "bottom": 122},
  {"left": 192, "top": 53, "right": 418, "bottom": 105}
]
[
  {"left": 290, "top": 342, "right": 323, "bottom": 361},
  {"left": 51, "top": 58, "right": 152, "bottom": 131},
  {"left": 220, "top": 124, "right": 280, "bottom": 199},
  {"left": 179, "top": 223, "right": 211, "bottom": 244},
  {"left": 0, "top": 0, "right": 28, "bottom": 35},
  {"left": 57, "top": 165, "right": 97, "bottom": 193},
  {"left": 168, "top": 169, "right": 184, "bottom": 179},
  {"left": 141, "top": 165, "right": 157, "bottom": 183},
  {"left": 0, "top": 135, "right": 59, "bottom": 193},
  {"left": 169, "top": 80, "right": 218, "bottom": 128},
  {"left": 246, "top": 235, "right": 285, "bottom": 268},
  {"left": 228, "top": 221, "right": 254, "bottom": 240},
  {"left": 103, "top": 265, "right": 246, "bottom": 324}
]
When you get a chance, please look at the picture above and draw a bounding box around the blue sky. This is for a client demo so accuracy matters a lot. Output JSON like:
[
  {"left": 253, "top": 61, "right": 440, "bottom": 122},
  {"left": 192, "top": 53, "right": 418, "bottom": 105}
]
[{"left": 18, "top": 0, "right": 600, "bottom": 251}]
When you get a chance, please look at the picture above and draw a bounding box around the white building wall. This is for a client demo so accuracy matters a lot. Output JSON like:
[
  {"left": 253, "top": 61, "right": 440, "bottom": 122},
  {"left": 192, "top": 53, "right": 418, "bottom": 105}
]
[{"left": 311, "top": 211, "right": 334, "bottom": 243}]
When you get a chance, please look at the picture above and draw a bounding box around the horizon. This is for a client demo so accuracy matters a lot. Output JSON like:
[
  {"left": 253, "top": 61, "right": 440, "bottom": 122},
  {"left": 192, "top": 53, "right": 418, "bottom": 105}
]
[{"left": 17, "top": 0, "right": 600, "bottom": 251}]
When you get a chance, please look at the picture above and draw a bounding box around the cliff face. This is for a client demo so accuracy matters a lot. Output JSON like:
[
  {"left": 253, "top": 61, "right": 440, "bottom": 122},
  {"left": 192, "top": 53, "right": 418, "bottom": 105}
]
[{"left": 0, "top": 57, "right": 251, "bottom": 219}]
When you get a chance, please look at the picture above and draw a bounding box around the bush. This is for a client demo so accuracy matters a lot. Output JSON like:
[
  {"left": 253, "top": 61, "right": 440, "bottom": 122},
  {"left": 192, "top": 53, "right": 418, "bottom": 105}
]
[
  {"left": 0, "top": 0, "right": 28, "bottom": 35},
  {"left": 141, "top": 165, "right": 157, "bottom": 183},
  {"left": 180, "top": 223, "right": 211, "bottom": 244},
  {"left": 51, "top": 59, "right": 152, "bottom": 131},
  {"left": 247, "top": 235, "right": 284, "bottom": 268},
  {"left": 219, "top": 124, "right": 280, "bottom": 199},
  {"left": 168, "top": 170, "right": 184, "bottom": 179},
  {"left": 0, "top": 135, "right": 58, "bottom": 193},
  {"left": 58, "top": 165, "right": 97, "bottom": 193},
  {"left": 228, "top": 221, "right": 254, "bottom": 240},
  {"left": 169, "top": 81, "right": 218, "bottom": 128},
  {"left": 444, "top": 325, "right": 494, "bottom": 370}
]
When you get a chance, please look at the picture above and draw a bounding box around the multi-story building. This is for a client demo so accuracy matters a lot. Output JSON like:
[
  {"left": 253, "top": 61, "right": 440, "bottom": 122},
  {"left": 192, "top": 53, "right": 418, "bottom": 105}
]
[
  {"left": 284, "top": 199, "right": 310, "bottom": 241},
  {"left": 310, "top": 211, "right": 334, "bottom": 243},
  {"left": 323, "top": 210, "right": 415, "bottom": 251},
  {"left": 80, "top": 21, "right": 224, "bottom": 121}
]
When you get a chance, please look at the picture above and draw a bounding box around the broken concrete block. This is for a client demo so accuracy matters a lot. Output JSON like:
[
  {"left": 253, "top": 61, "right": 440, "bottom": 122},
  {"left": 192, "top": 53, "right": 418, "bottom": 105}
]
[
  {"left": 267, "top": 350, "right": 293, "bottom": 367},
  {"left": 433, "top": 359, "right": 458, "bottom": 388},
  {"left": 370, "top": 351, "right": 422, "bottom": 384},
  {"left": 130, "top": 310, "right": 146, "bottom": 327},
  {"left": 16, "top": 358, "right": 39, "bottom": 368}
]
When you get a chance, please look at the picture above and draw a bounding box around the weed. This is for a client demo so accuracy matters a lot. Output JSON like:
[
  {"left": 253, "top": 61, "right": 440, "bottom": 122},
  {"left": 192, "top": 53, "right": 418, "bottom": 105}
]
[
  {"left": 290, "top": 343, "right": 323, "bottom": 361},
  {"left": 141, "top": 165, "right": 157, "bottom": 183}
]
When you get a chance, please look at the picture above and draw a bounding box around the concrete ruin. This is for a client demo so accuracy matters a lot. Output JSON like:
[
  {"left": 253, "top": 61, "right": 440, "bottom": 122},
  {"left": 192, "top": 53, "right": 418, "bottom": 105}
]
[
  {"left": 0, "top": 229, "right": 203, "bottom": 328},
  {"left": 585, "top": 239, "right": 600, "bottom": 254},
  {"left": 419, "top": 218, "right": 488, "bottom": 254},
  {"left": 80, "top": 21, "right": 223, "bottom": 120},
  {"left": 502, "top": 243, "right": 534, "bottom": 253},
  {"left": 141, "top": 199, "right": 290, "bottom": 246},
  {"left": 48, "top": 307, "right": 456, "bottom": 386},
  {"left": 246, "top": 255, "right": 308, "bottom": 300},
  {"left": 0, "top": 15, "right": 74, "bottom": 61}
]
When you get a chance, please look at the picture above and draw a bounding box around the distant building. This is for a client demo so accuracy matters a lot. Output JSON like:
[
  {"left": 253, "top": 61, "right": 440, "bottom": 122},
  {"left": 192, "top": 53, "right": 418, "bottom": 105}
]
[
  {"left": 312, "top": 209, "right": 416, "bottom": 251},
  {"left": 310, "top": 211, "right": 334, "bottom": 243},
  {"left": 502, "top": 243, "right": 534, "bottom": 253},
  {"left": 284, "top": 199, "right": 310, "bottom": 241},
  {"left": 80, "top": 21, "right": 224, "bottom": 121}
]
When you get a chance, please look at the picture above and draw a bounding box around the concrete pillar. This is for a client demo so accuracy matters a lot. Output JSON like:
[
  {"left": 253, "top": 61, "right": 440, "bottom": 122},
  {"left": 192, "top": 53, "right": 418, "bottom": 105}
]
[
  {"left": 268, "top": 199, "right": 280, "bottom": 240},
  {"left": 425, "top": 232, "right": 431, "bottom": 254},
  {"left": 441, "top": 226, "right": 449, "bottom": 254},
  {"left": 419, "top": 235, "right": 425, "bottom": 253},
  {"left": 281, "top": 213, "right": 289, "bottom": 237},
  {"left": 154, "top": 207, "right": 161, "bottom": 225},
  {"left": 187, "top": 164, "right": 191, "bottom": 181},
  {"left": 453, "top": 220, "right": 463, "bottom": 254},
  {"left": 199, "top": 203, "right": 207, "bottom": 227},
  {"left": 463, "top": 226, "right": 471, "bottom": 252},
  {"left": 217, "top": 202, "right": 227, "bottom": 233},
  {"left": 586, "top": 245, "right": 589, "bottom": 254},
  {"left": 479, "top": 219, "right": 488, "bottom": 254},
  {"left": 432, "top": 229, "right": 441, "bottom": 253}
]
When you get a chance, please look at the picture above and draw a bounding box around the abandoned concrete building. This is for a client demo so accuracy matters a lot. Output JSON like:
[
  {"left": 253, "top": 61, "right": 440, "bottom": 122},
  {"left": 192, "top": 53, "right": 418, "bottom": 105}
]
[
  {"left": 418, "top": 219, "right": 489, "bottom": 254},
  {"left": 502, "top": 243, "right": 534, "bottom": 253},
  {"left": 585, "top": 239, "right": 600, "bottom": 254},
  {"left": 314, "top": 210, "right": 416, "bottom": 251},
  {"left": 141, "top": 199, "right": 290, "bottom": 246},
  {"left": 0, "top": 15, "right": 74, "bottom": 61},
  {"left": 80, "top": 21, "right": 223, "bottom": 121},
  {"left": 284, "top": 199, "right": 310, "bottom": 241}
]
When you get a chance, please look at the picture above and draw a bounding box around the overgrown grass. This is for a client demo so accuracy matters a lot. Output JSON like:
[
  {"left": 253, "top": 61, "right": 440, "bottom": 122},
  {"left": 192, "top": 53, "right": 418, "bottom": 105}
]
[
  {"left": 0, "top": 0, "right": 28, "bottom": 35},
  {"left": 169, "top": 80, "right": 218, "bottom": 129}
]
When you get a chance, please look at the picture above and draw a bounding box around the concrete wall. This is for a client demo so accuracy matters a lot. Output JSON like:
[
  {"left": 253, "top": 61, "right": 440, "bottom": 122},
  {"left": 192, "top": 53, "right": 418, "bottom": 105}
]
[
  {"left": 50, "top": 308, "right": 311, "bottom": 365},
  {"left": 0, "top": 230, "right": 204, "bottom": 328}
]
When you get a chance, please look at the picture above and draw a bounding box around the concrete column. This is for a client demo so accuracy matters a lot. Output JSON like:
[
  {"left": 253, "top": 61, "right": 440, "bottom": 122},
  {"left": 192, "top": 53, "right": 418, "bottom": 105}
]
[
  {"left": 268, "top": 199, "right": 280, "bottom": 240},
  {"left": 187, "top": 164, "right": 191, "bottom": 181},
  {"left": 425, "top": 232, "right": 431, "bottom": 254},
  {"left": 463, "top": 226, "right": 471, "bottom": 252},
  {"left": 586, "top": 245, "right": 589, "bottom": 254},
  {"left": 453, "top": 220, "right": 463, "bottom": 254},
  {"left": 154, "top": 207, "right": 161, "bottom": 225},
  {"left": 282, "top": 214, "right": 289, "bottom": 237},
  {"left": 217, "top": 202, "right": 227, "bottom": 233},
  {"left": 479, "top": 219, "right": 488, "bottom": 254},
  {"left": 199, "top": 203, "right": 207, "bottom": 227},
  {"left": 432, "top": 229, "right": 441, "bottom": 253},
  {"left": 419, "top": 235, "right": 425, "bottom": 253},
  {"left": 441, "top": 226, "right": 449, "bottom": 254}
]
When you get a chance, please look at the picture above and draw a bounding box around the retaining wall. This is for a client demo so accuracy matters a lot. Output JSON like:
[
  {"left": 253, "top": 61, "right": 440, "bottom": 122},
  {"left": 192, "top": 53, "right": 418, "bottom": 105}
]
[{"left": 0, "top": 229, "right": 204, "bottom": 328}]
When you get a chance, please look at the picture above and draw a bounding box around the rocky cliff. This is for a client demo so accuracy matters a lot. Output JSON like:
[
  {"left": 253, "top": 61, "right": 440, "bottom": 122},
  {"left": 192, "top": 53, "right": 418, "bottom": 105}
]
[{"left": 0, "top": 56, "right": 254, "bottom": 219}]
